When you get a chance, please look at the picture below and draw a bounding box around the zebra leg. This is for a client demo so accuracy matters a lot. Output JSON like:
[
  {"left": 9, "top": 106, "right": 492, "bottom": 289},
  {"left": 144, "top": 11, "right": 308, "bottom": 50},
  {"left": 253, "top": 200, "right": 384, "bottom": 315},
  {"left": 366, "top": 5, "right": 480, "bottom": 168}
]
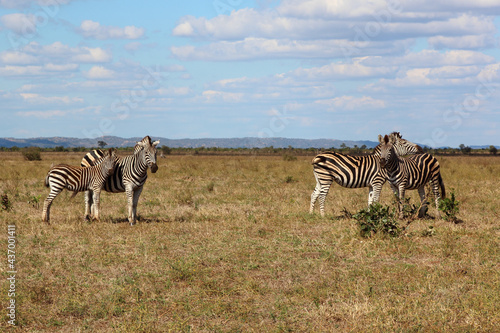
[
  {"left": 92, "top": 190, "right": 101, "bottom": 221},
  {"left": 317, "top": 182, "right": 332, "bottom": 217},
  {"left": 417, "top": 186, "right": 428, "bottom": 218},
  {"left": 132, "top": 186, "right": 143, "bottom": 224},
  {"left": 310, "top": 182, "right": 321, "bottom": 214},
  {"left": 431, "top": 178, "right": 442, "bottom": 217},
  {"left": 369, "top": 177, "right": 386, "bottom": 205},
  {"left": 42, "top": 187, "right": 62, "bottom": 223},
  {"left": 84, "top": 190, "right": 93, "bottom": 220},
  {"left": 125, "top": 185, "right": 136, "bottom": 226},
  {"left": 398, "top": 186, "right": 406, "bottom": 219}
]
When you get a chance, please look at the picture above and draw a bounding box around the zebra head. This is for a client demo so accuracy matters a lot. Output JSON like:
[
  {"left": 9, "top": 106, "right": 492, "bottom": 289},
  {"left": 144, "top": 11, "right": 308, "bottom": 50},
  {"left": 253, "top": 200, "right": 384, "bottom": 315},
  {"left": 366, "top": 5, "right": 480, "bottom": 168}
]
[
  {"left": 101, "top": 148, "right": 117, "bottom": 176},
  {"left": 135, "top": 136, "right": 160, "bottom": 173},
  {"left": 388, "top": 132, "right": 423, "bottom": 155},
  {"left": 378, "top": 134, "right": 397, "bottom": 169}
]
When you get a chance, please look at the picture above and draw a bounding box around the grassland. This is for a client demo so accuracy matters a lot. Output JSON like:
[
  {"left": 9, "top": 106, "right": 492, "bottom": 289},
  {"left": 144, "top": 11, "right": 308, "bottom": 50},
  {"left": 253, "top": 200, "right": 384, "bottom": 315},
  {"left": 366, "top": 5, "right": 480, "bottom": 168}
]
[{"left": 1, "top": 151, "right": 499, "bottom": 332}]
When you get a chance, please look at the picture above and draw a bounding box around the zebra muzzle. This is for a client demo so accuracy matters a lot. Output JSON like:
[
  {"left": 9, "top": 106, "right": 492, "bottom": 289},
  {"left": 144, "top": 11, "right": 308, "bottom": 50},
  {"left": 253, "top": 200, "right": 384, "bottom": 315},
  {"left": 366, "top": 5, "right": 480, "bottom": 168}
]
[
  {"left": 151, "top": 164, "right": 158, "bottom": 173},
  {"left": 380, "top": 158, "right": 387, "bottom": 168}
]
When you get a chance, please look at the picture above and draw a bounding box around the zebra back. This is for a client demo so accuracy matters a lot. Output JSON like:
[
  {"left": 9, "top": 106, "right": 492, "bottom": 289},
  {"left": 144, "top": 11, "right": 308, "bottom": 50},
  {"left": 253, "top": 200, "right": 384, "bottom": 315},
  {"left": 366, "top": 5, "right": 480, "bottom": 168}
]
[{"left": 312, "top": 132, "right": 421, "bottom": 188}]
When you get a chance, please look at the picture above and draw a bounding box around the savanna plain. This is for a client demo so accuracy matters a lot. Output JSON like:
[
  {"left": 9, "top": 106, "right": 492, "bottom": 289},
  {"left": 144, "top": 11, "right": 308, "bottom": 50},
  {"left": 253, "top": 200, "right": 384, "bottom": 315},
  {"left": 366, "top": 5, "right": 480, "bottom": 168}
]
[{"left": 0, "top": 151, "right": 499, "bottom": 332}]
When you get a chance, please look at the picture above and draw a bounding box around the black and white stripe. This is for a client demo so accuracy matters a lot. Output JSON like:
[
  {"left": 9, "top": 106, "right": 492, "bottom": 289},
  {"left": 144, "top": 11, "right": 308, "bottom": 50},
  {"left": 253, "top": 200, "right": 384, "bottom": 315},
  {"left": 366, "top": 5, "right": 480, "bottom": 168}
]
[
  {"left": 310, "top": 132, "right": 423, "bottom": 216},
  {"left": 42, "top": 148, "right": 116, "bottom": 223},
  {"left": 81, "top": 136, "right": 159, "bottom": 225},
  {"left": 378, "top": 134, "right": 446, "bottom": 218}
]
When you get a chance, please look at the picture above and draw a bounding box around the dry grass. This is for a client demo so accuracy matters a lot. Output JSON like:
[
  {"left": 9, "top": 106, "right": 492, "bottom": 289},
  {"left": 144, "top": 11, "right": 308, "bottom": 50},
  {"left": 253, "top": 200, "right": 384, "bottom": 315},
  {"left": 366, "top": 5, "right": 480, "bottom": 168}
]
[{"left": 1, "top": 152, "right": 499, "bottom": 332}]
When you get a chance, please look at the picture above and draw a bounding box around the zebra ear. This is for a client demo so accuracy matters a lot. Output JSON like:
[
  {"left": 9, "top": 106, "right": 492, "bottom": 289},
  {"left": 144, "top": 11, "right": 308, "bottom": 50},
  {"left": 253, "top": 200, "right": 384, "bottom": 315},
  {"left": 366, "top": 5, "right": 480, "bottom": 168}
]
[
  {"left": 378, "top": 135, "right": 384, "bottom": 144},
  {"left": 152, "top": 140, "right": 160, "bottom": 147},
  {"left": 389, "top": 134, "right": 397, "bottom": 144},
  {"left": 384, "top": 135, "right": 389, "bottom": 144}
]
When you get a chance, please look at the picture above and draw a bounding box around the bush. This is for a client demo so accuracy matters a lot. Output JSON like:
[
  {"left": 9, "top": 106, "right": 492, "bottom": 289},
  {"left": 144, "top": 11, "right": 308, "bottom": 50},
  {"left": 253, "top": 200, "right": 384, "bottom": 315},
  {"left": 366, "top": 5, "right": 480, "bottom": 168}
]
[
  {"left": 282, "top": 154, "right": 297, "bottom": 161},
  {"left": 353, "top": 203, "right": 401, "bottom": 238},
  {"left": 22, "top": 147, "right": 42, "bottom": 161},
  {"left": 438, "top": 190, "right": 460, "bottom": 222}
]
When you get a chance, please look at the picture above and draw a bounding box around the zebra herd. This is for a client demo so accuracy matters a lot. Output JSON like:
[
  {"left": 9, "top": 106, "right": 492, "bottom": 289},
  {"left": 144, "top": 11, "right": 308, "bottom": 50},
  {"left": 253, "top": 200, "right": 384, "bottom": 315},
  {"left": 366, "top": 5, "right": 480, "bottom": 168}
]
[{"left": 42, "top": 133, "right": 445, "bottom": 224}]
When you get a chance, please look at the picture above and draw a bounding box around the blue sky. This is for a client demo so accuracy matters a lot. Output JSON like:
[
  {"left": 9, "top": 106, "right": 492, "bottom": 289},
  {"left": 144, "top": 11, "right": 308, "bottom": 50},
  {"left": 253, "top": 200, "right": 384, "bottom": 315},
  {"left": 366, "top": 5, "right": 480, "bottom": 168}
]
[{"left": 1, "top": 0, "right": 499, "bottom": 147}]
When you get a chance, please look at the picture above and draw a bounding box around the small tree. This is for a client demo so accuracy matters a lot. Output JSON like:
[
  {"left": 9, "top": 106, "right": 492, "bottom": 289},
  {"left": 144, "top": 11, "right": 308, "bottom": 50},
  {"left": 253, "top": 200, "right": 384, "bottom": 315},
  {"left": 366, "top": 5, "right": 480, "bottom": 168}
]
[
  {"left": 459, "top": 144, "right": 471, "bottom": 155},
  {"left": 161, "top": 146, "right": 172, "bottom": 155},
  {"left": 489, "top": 145, "right": 497, "bottom": 155},
  {"left": 98, "top": 141, "right": 107, "bottom": 149}
]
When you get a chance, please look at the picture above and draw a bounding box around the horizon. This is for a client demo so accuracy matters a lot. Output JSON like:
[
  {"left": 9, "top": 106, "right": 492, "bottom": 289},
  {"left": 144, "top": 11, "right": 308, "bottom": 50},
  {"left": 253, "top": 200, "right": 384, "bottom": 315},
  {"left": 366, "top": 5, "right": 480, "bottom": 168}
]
[
  {"left": 1, "top": 1, "right": 499, "bottom": 147},
  {"left": 1, "top": 135, "right": 497, "bottom": 149}
]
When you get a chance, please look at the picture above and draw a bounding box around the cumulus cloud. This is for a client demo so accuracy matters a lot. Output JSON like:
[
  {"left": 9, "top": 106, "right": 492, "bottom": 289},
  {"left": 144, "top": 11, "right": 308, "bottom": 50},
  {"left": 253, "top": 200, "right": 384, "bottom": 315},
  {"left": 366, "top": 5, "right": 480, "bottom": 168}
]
[
  {"left": 78, "top": 20, "right": 145, "bottom": 40},
  {"left": 20, "top": 93, "right": 83, "bottom": 104},
  {"left": 171, "top": 1, "right": 500, "bottom": 61},
  {"left": 0, "top": 13, "right": 39, "bottom": 35},
  {"left": 315, "top": 95, "right": 386, "bottom": 111},
  {"left": 84, "top": 66, "right": 115, "bottom": 79}
]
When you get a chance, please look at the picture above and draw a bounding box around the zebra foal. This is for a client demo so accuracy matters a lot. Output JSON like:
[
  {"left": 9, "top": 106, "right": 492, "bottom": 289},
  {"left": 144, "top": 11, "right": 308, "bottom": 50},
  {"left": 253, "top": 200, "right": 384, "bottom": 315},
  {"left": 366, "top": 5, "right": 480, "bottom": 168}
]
[
  {"left": 80, "top": 136, "right": 159, "bottom": 226},
  {"left": 378, "top": 134, "right": 446, "bottom": 219},
  {"left": 42, "top": 148, "right": 116, "bottom": 223},
  {"left": 310, "top": 132, "right": 422, "bottom": 216}
]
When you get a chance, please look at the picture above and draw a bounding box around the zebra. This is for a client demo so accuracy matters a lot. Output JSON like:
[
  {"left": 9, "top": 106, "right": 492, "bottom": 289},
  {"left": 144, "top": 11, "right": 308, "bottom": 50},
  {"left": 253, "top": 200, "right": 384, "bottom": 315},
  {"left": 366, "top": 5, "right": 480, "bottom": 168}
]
[
  {"left": 42, "top": 148, "right": 117, "bottom": 223},
  {"left": 81, "top": 136, "right": 159, "bottom": 225},
  {"left": 310, "top": 132, "right": 423, "bottom": 216},
  {"left": 378, "top": 134, "right": 446, "bottom": 219}
]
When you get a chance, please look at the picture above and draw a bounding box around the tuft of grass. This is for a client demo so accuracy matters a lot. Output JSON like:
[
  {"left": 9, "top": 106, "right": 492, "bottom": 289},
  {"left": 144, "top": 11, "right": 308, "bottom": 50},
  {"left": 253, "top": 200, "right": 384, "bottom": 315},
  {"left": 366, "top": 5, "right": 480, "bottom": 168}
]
[{"left": 1, "top": 193, "right": 13, "bottom": 211}]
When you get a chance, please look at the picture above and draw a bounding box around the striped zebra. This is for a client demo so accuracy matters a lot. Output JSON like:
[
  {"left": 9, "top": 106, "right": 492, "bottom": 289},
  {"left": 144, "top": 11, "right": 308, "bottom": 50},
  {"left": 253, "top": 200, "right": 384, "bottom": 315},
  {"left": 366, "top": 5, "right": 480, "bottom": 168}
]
[
  {"left": 42, "top": 148, "right": 117, "bottom": 223},
  {"left": 378, "top": 134, "right": 446, "bottom": 219},
  {"left": 310, "top": 132, "right": 423, "bottom": 216},
  {"left": 81, "top": 136, "right": 159, "bottom": 225}
]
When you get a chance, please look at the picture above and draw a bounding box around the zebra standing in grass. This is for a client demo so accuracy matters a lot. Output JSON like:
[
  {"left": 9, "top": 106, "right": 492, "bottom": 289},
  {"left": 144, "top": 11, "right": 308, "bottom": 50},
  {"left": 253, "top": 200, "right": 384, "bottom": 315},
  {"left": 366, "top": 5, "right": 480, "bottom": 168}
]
[
  {"left": 42, "top": 148, "right": 117, "bottom": 223},
  {"left": 310, "top": 132, "right": 423, "bottom": 216},
  {"left": 81, "top": 136, "right": 159, "bottom": 225},
  {"left": 378, "top": 134, "right": 446, "bottom": 219}
]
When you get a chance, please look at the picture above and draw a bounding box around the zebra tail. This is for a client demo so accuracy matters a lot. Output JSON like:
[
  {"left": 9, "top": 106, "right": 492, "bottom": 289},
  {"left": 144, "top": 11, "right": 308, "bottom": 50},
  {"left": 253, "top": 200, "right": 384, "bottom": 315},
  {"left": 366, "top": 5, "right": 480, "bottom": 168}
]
[
  {"left": 70, "top": 191, "right": 78, "bottom": 200},
  {"left": 44, "top": 173, "right": 50, "bottom": 188},
  {"left": 438, "top": 173, "right": 446, "bottom": 199}
]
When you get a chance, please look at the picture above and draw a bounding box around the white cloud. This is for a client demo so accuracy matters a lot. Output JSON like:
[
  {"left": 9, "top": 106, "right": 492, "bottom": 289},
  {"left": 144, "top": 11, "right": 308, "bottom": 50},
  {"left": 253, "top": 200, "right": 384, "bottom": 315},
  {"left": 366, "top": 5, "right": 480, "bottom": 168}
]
[
  {"left": 429, "top": 35, "right": 499, "bottom": 50},
  {"left": 84, "top": 66, "right": 115, "bottom": 79},
  {"left": 72, "top": 46, "right": 112, "bottom": 63},
  {"left": 292, "top": 59, "right": 396, "bottom": 80},
  {"left": 0, "top": 13, "right": 37, "bottom": 35},
  {"left": 0, "top": 50, "right": 38, "bottom": 64},
  {"left": 20, "top": 93, "right": 83, "bottom": 104},
  {"left": 79, "top": 20, "right": 145, "bottom": 40},
  {"left": 202, "top": 90, "right": 244, "bottom": 103},
  {"left": 316, "top": 95, "right": 386, "bottom": 111},
  {"left": 0, "top": 0, "right": 72, "bottom": 9},
  {"left": 171, "top": 1, "right": 499, "bottom": 61}
]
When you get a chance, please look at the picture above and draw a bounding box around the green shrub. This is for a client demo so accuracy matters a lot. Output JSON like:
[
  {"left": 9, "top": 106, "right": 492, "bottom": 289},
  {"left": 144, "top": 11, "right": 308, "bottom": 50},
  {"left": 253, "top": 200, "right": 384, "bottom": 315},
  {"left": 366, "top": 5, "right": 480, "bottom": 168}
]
[
  {"left": 22, "top": 147, "right": 42, "bottom": 161},
  {"left": 438, "top": 190, "right": 460, "bottom": 222},
  {"left": 353, "top": 203, "right": 401, "bottom": 238}
]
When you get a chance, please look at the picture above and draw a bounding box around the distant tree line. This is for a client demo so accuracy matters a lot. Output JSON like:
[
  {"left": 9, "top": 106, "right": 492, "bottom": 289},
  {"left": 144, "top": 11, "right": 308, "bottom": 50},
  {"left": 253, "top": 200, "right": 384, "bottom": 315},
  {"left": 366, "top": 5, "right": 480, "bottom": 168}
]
[{"left": 1, "top": 144, "right": 499, "bottom": 160}]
